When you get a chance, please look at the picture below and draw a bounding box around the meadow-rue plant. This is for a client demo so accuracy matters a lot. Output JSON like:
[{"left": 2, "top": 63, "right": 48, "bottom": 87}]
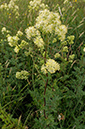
[
  {"left": 0, "top": 0, "right": 85, "bottom": 128},
  {"left": 1, "top": 0, "right": 81, "bottom": 127}
]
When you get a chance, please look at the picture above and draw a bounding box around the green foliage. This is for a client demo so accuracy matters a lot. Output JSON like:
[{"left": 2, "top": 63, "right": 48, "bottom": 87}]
[{"left": 0, "top": 104, "right": 27, "bottom": 129}]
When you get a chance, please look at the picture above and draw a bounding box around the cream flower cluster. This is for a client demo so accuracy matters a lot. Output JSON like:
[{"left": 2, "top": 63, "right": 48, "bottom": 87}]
[
  {"left": 16, "top": 30, "right": 23, "bottom": 37},
  {"left": 7, "top": 34, "right": 19, "bottom": 47},
  {"left": 33, "top": 36, "right": 44, "bottom": 48},
  {"left": 14, "top": 45, "right": 19, "bottom": 53},
  {"left": 0, "top": 0, "right": 19, "bottom": 18},
  {"left": 6, "top": 30, "right": 25, "bottom": 53},
  {"left": 16, "top": 70, "right": 29, "bottom": 80},
  {"left": 1, "top": 27, "right": 10, "bottom": 34},
  {"left": 35, "top": 9, "right": 67, "bottom": 41},
  {"left": 25, "top": 26, "right": 44, "bottom": 49},
  {"left": 67, "top": 35, "right": 75, "bottom": 45},
  {"left": 25, "top": 26, "right": 40, "bottom": 40},
  {"left": 41, "top": 59, "right": 60, "bottom": 74},
  {"left": 28, "top": 0, "right": 48, "bottom": 12},
  {"left": 7, "top": 33, "right": 20, "bottom": 53}
]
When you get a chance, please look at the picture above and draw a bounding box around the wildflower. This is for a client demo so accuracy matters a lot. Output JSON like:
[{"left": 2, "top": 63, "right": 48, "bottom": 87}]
[
  {"left": 28, "top": 0, "right": 48, "bottom": 12},
  {"left": 46, "top": 59, "right": 60, "bottom": 73},
  {"left": 0, "top": 0, "right": 19, "bottom": 18},
  {"left": 16, "top": 30, "right": 23, "bottom": 37},
  {"left": 67, "top": 35, "right": 75, "bottom": 44},
  {"left": 25, "top": 26, "right": 40, "bottom": 40},
  {"left": 14, "top": 45, "right": 20, "bottom": 53},
  {"left": 41, "top": 64, "right": 47, "bottom": 74},
  {"left": 63, "top": 0, "right": 69, "bottom": 4},
  {"left": 1, "top": 27, "right": 6, "bottom": 34},
  {"left": 0, "top": 3, "right": 8, "bottom": 10},
  {"left": 73, "top": 0, "right": 77, "bottom": 2},
  {"left": 7, "top": 35, "right": 19, "bottom": 47},
  {"left": 58, "top": 113, "right": 64, "bottom": 121},
  {"left": 41, "top": 59, "right": 60, "bottom": 74},
  {"left": 1, "top": 27, "right": 10, "bottom": 34},
  {"left": 59, "top": 25, "right": 67, "bottom": 34},
  {"left": 33, "top": 36, "right": 44, "bottom": 48},
  {"left": 16, "top": 70, "right": 29, "bottom": 80},
  {"left": 35, "top": 9, "right": 61, "bottom": 35}
]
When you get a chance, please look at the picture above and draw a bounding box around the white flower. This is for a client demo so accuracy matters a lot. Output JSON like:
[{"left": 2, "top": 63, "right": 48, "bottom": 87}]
[{"left": 58, "top": 115, "right": 61, "bottom": 121}]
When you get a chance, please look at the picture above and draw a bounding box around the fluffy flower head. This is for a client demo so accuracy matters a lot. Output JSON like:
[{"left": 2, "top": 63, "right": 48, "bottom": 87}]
[
  {"left": 41, "top": 59, "right": 60, "bottom": 74},
  {"left": 16, "top": 70, "right": 29, "bottom": 80}
]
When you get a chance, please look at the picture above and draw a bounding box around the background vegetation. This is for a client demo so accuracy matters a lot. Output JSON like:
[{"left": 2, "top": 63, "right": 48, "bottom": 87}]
[{"left": 0, "top": 0, "right": 85, "bottom": 128}]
